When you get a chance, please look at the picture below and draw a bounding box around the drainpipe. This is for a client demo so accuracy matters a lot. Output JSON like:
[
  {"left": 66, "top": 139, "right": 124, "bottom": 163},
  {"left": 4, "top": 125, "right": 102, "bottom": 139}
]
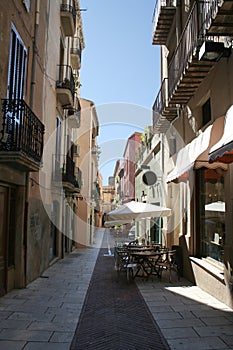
[
  {"left": 30, "top": 0, "right": 40, "bottom": 108},
  {"left": 24, "top": 0, "right": 40, "bottom": 285}
]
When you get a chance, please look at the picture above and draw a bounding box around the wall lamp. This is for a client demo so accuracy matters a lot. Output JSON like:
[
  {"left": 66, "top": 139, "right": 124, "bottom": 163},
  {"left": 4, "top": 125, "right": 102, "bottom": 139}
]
[
  {"left": 141, "top": 190, "right": 147, "bottom": 203},
  {"left": 199, "top": 41, "right": 231, "bottom": 62}
]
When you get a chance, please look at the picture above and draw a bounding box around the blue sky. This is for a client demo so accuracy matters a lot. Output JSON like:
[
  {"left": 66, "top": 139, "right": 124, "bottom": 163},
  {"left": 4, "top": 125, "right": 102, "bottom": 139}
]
[{"left": 79, "top": 0, "right": 160, "bottom": 184}]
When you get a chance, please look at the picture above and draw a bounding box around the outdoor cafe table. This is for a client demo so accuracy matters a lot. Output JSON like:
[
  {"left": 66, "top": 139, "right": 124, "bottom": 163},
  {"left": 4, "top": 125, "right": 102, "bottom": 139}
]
[{"left": 128, "top": 250, "right": 163, "bottom": 279}]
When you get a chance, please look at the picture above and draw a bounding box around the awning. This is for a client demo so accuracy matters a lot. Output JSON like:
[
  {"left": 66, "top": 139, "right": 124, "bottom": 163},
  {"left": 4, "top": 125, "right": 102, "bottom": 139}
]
[
  {"left": 166, "top": 125, "right": 212, "bottom": 183},
  {"left": 209, "top": 105, "right": 233, "bottom": 164},
  {"left": 167, "top": 116, "right": 227, "bottom": 183},
  {"left": 195, "top": 115, "right": 227, "bottom": 171}
]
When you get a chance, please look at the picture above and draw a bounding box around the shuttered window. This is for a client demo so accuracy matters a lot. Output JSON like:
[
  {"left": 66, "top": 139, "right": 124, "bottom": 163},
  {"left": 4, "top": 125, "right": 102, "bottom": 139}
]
[{"left": 7, "top": 24, "right": 27, "bottom": 100}]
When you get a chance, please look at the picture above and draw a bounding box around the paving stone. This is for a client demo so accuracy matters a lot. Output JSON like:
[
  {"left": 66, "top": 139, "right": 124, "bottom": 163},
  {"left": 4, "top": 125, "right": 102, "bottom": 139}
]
[
  {"left": 8, "top": 311, "right": 54, "bottom": 322},
  {"left": 220, "top": 335, "right": 233, "bottom": 347},
  {"left": 0, "top": 340, "right": 26, "bottom": 350},
  {"left": 6, "top": 303, "right": 48, "bottom": 314},
  {"left": 201, "top": 316, "right": 233, "bottom": 326},
  {"left": 0, "top": 319, "right": 31, "bottom": 330},
  {"left": 152, "top": 311, "right": 183, "bottom": 320},
  {"left": 192, "top": 309, "right": 232, "bottom": 318},
  {"left": 0, "top": 311, "right": 13, "bottom": 320},
  {"left": 194, "top": 325, "right": 233, "bottom": 337},
  {"left": 157, "top": 317, "right": 205, "bottom": 329},
  {"left": 0, "top": 329, "right": 52, "bottom": 341},
  {"left": 167, "top": 336, "right": 228, "bottom": 350},
  {"left": 161, "top": 327, "right": 199, "bottom": 339},
  {"left": 53, "top": 314, "right": 79, "bottom": 323},
  {"left": 23, "top": 343, "right": 70, "bottom": 350},
  {"left": 27, "top": 321, "right": 77, "bottom": 332},
  {"left": 50, "top": 331, "right": 74, "bottom": 342}
]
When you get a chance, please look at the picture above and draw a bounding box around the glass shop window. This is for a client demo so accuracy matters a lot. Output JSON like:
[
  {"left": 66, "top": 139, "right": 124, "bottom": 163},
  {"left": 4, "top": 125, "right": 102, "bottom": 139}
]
[{"left": 196, "top": 168, "right": 225, "bottom": 264}]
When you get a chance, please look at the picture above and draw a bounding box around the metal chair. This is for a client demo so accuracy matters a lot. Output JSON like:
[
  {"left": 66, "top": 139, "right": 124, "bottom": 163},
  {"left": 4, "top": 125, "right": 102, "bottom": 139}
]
[
  {"left": 157, "top": 249, "right": 179, "bottom": 283},
  {"left": 114, "top": 246, "right": 138, "bottom": 282}
]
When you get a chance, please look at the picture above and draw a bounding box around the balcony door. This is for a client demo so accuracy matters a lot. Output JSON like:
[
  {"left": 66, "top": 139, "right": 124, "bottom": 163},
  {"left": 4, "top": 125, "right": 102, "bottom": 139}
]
[
  {"left": 5, "top": 24, "right": 27, "bottom": 149},
  {"left": 7, "top": 24, "right": 27, "bottom": 100}
]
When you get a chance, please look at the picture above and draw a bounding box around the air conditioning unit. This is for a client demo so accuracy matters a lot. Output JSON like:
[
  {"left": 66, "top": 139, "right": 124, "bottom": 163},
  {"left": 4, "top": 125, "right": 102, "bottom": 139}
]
[{"left": 73, "top": 144, "right": 80, "bottom": 157}]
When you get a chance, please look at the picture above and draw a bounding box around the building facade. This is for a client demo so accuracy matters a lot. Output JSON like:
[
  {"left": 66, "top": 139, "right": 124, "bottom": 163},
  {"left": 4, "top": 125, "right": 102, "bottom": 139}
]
[
  {"left": 0, "top": 0, "right": 86, "bottom": 295},
  {"left": 152, "top": 0, "right": 233, "bottom": 307},
  {"left": 135, "top": 130, "right": 167, "bottom": 244},
  {"left": 122, "top": 132, "right": 142, "bottom": 203},
  {"left": 0, "top": 0, "right": 46, "bottom": 295},
  {"left": 74, "top": 98, "right": 100, "bottom": 247}
]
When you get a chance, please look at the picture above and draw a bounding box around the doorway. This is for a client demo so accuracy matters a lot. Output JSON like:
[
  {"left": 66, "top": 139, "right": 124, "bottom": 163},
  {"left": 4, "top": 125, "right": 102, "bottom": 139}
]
[{"left": 0, "top": 187, "right": 8, "bottom": 296}]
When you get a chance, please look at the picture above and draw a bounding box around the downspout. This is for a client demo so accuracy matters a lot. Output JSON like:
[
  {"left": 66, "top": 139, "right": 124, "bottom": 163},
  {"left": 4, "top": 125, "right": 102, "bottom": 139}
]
[
  {"left": 24, "top": 0, "right": 40, "bottom": 283},
  {"left": 30, "top": 0, "right": 40, "bottom": 108},
  {"left": 89, "top": 105, "right": 94, "bottom": 245}
]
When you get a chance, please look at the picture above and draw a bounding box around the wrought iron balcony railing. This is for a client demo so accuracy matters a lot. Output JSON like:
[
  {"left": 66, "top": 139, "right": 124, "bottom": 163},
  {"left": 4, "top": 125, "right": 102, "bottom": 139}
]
[
  {"left": 0, "top": 99, "right": 44, "bottom": 165},
  {"left": 60, "top": 3, "right": 76, "bottom": 33},
  {"left": 153, "top": 78, "right": 168, "bottom": 116},
  {"left": 153, "top": 1, "right": 231, "bottom": 128},
  {"left": 52, "top": 153, "right": 82, "bottom": 192},
  {"left": 152, "top": 0, "right": 177, "bottom": 45},
  {"left": 70, "top": 37, "right": 82, "bottom": 61},
  {"left": 56, "top": 65, "right": 75, "bottom": 100},
  {"left": 168, "top": 2, "right": 199, "bottom": 99},
  {"left": 62, "top": 154, "right": 75, "bottom": 185},
  {"left": 75, "top": 167, "right": 82, "bottom": 191},
  {"left": 200, "top": 0, "right": 224, "bottom": 35}
]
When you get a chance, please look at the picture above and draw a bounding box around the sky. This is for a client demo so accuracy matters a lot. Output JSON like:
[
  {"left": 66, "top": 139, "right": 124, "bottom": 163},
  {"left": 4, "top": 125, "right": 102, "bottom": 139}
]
[{"left": 79, "top": 0, "right": 161, "bottom": 185}]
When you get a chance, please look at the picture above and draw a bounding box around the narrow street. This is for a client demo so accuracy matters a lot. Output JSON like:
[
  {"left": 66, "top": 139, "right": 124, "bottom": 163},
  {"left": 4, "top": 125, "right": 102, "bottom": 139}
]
[{"left": 0, "top": 229, "right": 233, "bottom": 350}]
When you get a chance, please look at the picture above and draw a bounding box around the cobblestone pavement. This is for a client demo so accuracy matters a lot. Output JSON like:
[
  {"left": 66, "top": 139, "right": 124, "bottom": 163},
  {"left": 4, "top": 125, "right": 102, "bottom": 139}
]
[{"left": 0, "top": 228, "right": 232, "bottom": 350}]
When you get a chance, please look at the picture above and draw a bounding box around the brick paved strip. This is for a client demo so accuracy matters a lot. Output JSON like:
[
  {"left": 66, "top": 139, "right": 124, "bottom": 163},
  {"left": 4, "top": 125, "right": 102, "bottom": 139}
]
[{"left": 70, "top": 231, "right": 170, "bottom": 350}]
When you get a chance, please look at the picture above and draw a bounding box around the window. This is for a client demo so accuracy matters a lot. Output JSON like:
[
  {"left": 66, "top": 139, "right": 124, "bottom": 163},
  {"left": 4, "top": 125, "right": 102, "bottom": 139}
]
[
  {"left": 196, "top": 169, "right": 225, "bottom": 264},
  {"left": 7, "top": 24, "right": 27, "bottom": 100},
  {"left": 54, "top": 117, "right": 62, "bottom": 173},
  {"left": 202, "top": 98, "right": 211, "bottom": 126},
  {"left": 22, "top": 0, "right": 30, "bottom": 12}
]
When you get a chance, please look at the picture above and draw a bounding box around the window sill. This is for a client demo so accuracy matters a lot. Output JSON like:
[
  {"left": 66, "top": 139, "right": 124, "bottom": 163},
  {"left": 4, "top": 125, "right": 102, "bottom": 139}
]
[{"left": 190, "top": 256, "right": 225, "bottom": 283}]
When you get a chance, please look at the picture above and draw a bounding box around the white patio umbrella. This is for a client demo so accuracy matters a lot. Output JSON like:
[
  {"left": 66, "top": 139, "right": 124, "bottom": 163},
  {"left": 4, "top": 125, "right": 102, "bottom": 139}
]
[
  {"left": 106, "top": 201, "right": 172, "bottom": 221},
  {"left": 104, "top": 219, "right": 133, "bottom": 227}
]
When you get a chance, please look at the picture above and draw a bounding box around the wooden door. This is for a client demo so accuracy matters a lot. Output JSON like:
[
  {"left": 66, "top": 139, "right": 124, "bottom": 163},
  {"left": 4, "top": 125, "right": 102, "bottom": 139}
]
[{"left": 0, "top": 187, "right": 8, "bottom": 296}]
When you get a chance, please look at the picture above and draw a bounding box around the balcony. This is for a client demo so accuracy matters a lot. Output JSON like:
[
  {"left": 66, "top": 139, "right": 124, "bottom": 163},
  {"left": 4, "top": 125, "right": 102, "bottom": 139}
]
[
  {"left": 70, "top": 37, "right": 82, "bottom": 69},
  {"left": 67, "top": 108, "right": 80, "bottom": 128},
  {"left": 52, "top": 154, "right": 81, "bottom": 193},
  {"left": 152, "top": 0, "right": 177, "bottom": 45},
  {"left": 153, "top": 1, "right": 232, "bottom": 132},
  {"left": 56, "top": 65, "right": 75, "bottom": 108},
  {"left": 60, "top": 2, "right": 76, "bottom": 37},
  {"left": 75, "top": 167, "right": 82, "bottom": 193},
  {"left": 0, "top": 99, "right": 44, "bottom": 171},
  {"left": 201, "top": 0, "right": 233, "bottom": 36}
]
